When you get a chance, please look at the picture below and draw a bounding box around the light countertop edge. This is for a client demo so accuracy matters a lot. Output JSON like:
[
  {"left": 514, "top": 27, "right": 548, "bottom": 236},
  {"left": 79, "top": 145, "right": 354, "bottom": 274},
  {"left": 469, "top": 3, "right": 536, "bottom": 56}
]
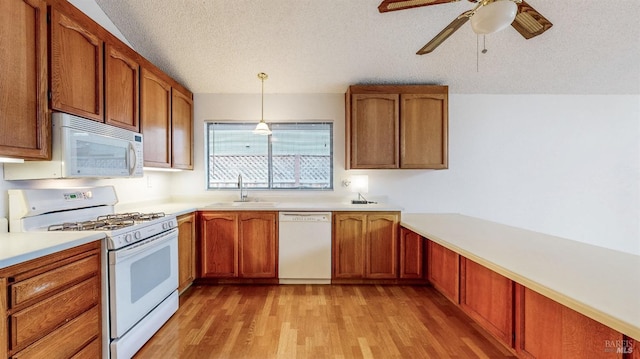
[
  {"left": 0, "top": 232, "right": 105, "bottom": 269},
  {"left": 116, "top": 201, "right": 404, "bottom": 216},
  {"left": 400, "top": 213, "right": 640, "bottom": 341}
]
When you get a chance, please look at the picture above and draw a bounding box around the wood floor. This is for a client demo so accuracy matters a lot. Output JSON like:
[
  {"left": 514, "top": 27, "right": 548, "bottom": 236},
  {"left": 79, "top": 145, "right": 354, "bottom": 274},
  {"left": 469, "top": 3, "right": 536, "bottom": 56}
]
[{"left": 134, "top": 285, "right": 516, "bottom": 359}]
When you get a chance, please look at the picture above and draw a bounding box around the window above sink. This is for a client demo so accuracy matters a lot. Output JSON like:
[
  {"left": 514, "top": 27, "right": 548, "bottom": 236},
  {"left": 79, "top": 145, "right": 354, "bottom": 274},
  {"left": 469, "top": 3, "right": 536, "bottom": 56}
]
[{"left": 205, "top": 122, "right": 333, "bottom": 191}]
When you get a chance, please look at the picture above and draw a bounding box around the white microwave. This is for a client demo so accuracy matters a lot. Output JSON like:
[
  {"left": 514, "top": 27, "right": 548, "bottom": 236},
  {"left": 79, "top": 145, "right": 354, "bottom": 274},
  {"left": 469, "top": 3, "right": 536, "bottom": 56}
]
[{"left": 4, "top": 113, "right": 143, "bottom": 180}]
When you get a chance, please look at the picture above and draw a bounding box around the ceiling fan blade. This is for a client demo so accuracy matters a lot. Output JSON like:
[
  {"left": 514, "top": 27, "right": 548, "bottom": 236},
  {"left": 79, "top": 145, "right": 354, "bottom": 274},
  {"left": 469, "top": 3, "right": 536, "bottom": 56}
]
[
  {"left": 378, "top": 0, "right": 458, "bottom": 13},
  {"left": 416, "top": 13, "right": 470, "bottom": 55},
  {"left": 511, "top": 0, "right": 553, "bottom": 39}
]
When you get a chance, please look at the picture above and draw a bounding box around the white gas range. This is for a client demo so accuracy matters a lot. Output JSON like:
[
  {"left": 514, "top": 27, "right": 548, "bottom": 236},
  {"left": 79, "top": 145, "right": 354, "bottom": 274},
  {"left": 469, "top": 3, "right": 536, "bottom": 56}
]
[{"left": 9, "top": 186, "right": 179, "bottom": 359}]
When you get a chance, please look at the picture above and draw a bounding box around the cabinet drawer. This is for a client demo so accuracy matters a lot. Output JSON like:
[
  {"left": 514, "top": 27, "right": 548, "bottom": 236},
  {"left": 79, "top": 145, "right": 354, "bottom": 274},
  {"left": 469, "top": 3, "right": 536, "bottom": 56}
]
[
  {"left": 10, "top": 254, "right": 99, "bottom": 307},
  {"left": 70, "top": 337, "right": 101, "bottom": 359},
  {"left": 12, "top": 305, "right": 100, "bottom": 359},
  {"left": 11, "top": 276, "right": 99, "bottom": 350}
]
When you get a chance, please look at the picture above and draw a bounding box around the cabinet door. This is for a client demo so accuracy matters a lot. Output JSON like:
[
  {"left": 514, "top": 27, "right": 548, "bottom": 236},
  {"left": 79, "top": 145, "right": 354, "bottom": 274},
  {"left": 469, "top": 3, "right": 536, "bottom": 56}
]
[
  {"left": 516, "top": 285, "right": 623, "bottom": 359},
  {"left": 50, "top": 9, "right": 103, "bottom": 122},
  {"left": 365, "top": 213, "right": 398, "bottom": 279},
  {"left": 427, "top": 239, "right": 459, "bottom": 303},
  {"left": 171, "top": 88, "right": 194, "bottom": 169},
  {"left": 0, "top": 0, "right": 49, "bottom": 160},
  {"left": 200, "top": 212, "right": 238, "bottom": 278},
  {"left": 400, "top": 93, "right": 448, "bottom": 169},
  {"left": 349, "top": 94, "right": 399, "bottom": 169},
  {"left": 177, "top": 213, "right": 196, "bottom": 293},
  {"left": 140, "top": 67, "right": 172, "bottom": 167},
  {"left": 460, "top": 258, "right": 514, "bottom": 347},
  {"left": 238, "top": 212, "right": 277, "bottom": 278},
  {"left": 105, "top": 43, "right": 139, "bottom": 131},
  {"left": 332, "top": 213, "right": 366, "bottom": 278},
  {"left": 400, "top": 227, "right": 424, "bottom": 279}
]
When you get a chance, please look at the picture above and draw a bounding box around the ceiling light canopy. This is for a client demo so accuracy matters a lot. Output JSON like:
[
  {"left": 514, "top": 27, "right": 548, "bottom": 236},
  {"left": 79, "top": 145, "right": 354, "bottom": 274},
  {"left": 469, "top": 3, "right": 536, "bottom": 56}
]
[
  {"left": 253, "top": 72, "right": 272, "bottom": 135},
  {"left": 470, "top": 0, "right": 518, "bottom": 35}
]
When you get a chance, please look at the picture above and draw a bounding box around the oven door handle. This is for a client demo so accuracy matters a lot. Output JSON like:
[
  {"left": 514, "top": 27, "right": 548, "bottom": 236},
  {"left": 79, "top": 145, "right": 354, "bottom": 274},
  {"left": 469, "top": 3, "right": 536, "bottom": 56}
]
[{"left": 113, "top": 228, "right": 178, "bottom": 263}]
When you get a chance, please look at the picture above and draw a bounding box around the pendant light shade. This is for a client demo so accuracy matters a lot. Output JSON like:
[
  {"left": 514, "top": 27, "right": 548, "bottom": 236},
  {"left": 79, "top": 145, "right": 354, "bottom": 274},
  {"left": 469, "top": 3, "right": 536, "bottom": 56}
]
[
  {"left": 470, "top": 0, "right": 517, "bottom": 35},
  {"left": 253, "top": 72, "right": 272, "bottom": 135},
  {"left": 253, "top": 120, "right": 271, "bottom": 135}
]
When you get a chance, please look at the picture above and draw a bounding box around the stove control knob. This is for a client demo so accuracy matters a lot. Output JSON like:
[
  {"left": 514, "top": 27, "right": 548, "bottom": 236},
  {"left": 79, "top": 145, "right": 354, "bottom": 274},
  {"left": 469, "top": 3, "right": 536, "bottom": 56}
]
[
  {"left": 162, "top": 222, "right": 170, "bottom": 230},
  {"left": 134, "top": 231, "right": 142, "bottom": 240},
  {"left": 125, "top": 234, "right": 132, "bottom": 243}
]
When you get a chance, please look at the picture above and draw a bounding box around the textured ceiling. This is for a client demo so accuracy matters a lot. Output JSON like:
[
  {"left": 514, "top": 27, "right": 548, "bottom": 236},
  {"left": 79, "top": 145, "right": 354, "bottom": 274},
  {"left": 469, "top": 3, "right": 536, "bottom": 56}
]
[{"left": 93, "top": 0, "right": 640, "bottom": 94}]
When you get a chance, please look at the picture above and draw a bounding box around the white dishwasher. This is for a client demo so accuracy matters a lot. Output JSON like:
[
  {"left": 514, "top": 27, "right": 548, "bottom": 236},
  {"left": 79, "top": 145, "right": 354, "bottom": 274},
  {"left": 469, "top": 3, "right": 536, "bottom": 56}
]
[{"left": 278, "top": 212, "right": 332, "bottom": 284}]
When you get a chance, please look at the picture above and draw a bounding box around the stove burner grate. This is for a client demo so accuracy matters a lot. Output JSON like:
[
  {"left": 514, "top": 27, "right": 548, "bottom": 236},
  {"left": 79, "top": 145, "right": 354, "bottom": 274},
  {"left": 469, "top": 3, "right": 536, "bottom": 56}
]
[
  {"left": 97, "top": 212, "right": 165, "bottom": 222},
  {"left": 47, "top": 212, "right": 165, "bottom": 231}
]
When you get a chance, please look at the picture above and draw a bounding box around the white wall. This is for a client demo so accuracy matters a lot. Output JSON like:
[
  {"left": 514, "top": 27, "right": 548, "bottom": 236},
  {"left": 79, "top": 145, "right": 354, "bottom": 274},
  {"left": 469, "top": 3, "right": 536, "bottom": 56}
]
[{"left": 171, "top": 93, "right": 640, "bottom": 255}]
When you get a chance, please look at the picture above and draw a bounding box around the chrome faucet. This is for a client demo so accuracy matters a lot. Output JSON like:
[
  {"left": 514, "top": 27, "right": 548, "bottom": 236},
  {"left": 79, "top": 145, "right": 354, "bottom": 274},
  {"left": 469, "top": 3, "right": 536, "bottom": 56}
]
[{"left": 238, "top": 174, "right": 247, "bottom": 202}]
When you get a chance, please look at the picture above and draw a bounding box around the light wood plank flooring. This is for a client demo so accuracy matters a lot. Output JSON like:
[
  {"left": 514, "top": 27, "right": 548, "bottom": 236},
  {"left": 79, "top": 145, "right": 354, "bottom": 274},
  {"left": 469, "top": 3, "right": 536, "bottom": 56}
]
[{"left": 134, "top": 285, "right": 516, "bottom": 358}]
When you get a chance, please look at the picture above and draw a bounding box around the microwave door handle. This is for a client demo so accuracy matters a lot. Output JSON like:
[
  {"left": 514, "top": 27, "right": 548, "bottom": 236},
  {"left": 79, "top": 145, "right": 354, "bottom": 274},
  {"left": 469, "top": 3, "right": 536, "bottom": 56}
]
[{"left": 129, "top": 142, "right": 136, "bottom": 175}]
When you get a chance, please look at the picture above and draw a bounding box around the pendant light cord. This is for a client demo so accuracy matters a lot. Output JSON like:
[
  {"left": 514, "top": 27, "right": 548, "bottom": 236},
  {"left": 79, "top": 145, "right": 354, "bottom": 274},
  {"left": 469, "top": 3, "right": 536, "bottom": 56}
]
[{"left": 258, "top": 72, "right": 268, "bottom": 123}]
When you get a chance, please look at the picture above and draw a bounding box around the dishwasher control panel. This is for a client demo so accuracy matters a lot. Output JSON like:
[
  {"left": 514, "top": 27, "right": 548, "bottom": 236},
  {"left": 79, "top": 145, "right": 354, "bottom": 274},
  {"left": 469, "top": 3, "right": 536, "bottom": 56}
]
[{"left": 279, "top": 213, "right": 330, "bottom": 222}]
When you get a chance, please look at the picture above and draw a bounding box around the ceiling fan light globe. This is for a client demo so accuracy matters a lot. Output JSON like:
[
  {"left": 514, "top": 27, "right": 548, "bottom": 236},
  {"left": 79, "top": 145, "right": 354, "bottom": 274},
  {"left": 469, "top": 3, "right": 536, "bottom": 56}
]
[{"left": 471, "top": 0, "right": 518, "bottom": 35}]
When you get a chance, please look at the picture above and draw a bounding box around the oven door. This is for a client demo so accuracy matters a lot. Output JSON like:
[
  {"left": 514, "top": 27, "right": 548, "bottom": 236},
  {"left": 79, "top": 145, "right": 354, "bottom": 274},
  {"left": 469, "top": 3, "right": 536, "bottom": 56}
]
[{"left": 109, "top": 228, "right": 178, "bottom": 338}]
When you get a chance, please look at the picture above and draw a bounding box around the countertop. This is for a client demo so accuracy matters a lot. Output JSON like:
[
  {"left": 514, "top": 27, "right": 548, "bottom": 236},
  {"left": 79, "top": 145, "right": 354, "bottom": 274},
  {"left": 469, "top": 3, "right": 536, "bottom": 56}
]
[
  {"left": 401, "top": 213, "right": 640, "bottom": 341},
  {"left": 0, "top": 231, "right": 105, "bottom": 269},
  {"left": 116, "top": 200, "right": 404, "bottom": 217}
]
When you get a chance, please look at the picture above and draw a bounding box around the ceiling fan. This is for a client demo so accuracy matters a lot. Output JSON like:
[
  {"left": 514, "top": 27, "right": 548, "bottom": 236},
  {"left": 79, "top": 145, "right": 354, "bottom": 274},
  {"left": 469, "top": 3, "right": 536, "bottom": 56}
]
[{"left": 378, "top": 0, "right": 552, "bottom": 54}]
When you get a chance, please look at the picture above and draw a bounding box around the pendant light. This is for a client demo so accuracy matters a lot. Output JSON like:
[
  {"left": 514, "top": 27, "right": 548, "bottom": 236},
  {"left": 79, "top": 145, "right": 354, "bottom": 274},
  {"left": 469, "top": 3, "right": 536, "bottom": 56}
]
[{"left": 253, "top": 72, "right": 272, "bottom": 135}]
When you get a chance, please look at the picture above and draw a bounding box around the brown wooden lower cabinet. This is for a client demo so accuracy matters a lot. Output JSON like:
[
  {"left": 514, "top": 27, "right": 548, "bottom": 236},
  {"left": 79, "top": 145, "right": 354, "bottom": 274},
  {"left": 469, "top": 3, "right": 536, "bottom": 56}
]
[
  {"left": 425, "top": 241, "right": 636, "bottom": 358},
  {"left": 332, "top": 212, "right": 399, "bottom": 281},
  {"left": 399, "top": 227, "right": 425, "bottom": 280},
  {"left": 515, "top": 285, "right": 625, "bottom": 359},
  {"left": 460, "top": 257, "right": 514, "bottom": 347},
  {"left": 177, "top": 212, "right": 196, "bottom": 293},
  {"left": 426, "top": 239, "right": 459, "bottom": 303},
  {"left": 0, "top": 241, "right": 102, "bottom": 358},
  {"left": 238, "top": 212, "right": 278, "bottom": 278},
  {"left": 199, "top": 211, "right": 277, "bottom": 280}
]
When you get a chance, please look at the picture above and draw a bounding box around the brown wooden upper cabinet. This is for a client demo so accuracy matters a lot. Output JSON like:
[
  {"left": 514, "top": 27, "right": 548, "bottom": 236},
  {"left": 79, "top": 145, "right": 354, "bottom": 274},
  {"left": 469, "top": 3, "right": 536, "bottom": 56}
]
[
  {"left": 140, "top": 67, "right": 172, "bottom": 168},
  {"left": 0, "top": 0, "right": 50, "bottom": 160},
  {"left": 50, "top": 8, "right": 104, "bottom": 122},
  {"left": 105, "top": 43, "right": 139, "bottom": 131},
  {"left": 140, "top": 66, "right": 194, "bottom": 170},
  {"left": 346, "top": 85, "right": 448, "bottom": 169},
  {"left": 171, "top": 87, "right": 194, "bottom": 170}
]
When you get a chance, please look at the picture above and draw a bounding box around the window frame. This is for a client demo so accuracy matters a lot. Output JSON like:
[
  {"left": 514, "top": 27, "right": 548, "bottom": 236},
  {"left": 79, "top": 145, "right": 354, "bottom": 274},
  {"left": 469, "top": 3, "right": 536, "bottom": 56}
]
[{"left": 205, "top": 120, "right": 334, "bottom": 191}]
